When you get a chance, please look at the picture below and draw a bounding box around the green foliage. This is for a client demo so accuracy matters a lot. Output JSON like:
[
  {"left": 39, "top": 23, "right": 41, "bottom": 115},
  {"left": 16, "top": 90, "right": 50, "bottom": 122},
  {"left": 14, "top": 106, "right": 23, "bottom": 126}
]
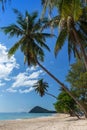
[
  {"left": 54, "top": 28, "right": 67, "bottom": 56},
  {"left": 66, "top": 59, "right": 87, "bottom": 106},
  {"left": 58, "top": 0, "right": 82, "bottom": 21},
  {"left": 66, "top": 60, "right": 86, "bottom": 87},
  {"left": 54, "top": 90, "right": 77, "bottom": 114}
]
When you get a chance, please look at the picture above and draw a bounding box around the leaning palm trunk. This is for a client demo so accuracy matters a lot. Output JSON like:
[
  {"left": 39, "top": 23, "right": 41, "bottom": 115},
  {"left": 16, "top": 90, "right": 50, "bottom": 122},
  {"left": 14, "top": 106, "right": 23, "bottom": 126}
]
[
  {"left": 68, "top": 107, "right": 80, "bottom": 119},
  {"left": 63, "top": 103, "right": 80, "bottom": 119},
  {"left": 36, "top": 60, "right": 87, "bottom": 118},
  {"left": 45, "top": 92, "right": 57, "bottom": 99},
  {"left": 72, "top": 28, "right": 87, "bottom": 71}
]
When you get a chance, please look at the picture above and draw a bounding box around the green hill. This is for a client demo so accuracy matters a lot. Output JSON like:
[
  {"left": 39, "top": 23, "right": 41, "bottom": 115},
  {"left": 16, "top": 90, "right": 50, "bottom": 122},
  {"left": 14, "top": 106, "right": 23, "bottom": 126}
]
[{"left": 29, "top": 106, "right": 56, "bottom": 113}]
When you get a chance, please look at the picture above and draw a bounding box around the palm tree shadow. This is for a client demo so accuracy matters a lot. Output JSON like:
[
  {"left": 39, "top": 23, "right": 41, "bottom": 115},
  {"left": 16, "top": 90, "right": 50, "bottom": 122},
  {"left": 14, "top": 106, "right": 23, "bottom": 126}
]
[{"left": 67, "top": 118, "right": 79, "bottom": 121}]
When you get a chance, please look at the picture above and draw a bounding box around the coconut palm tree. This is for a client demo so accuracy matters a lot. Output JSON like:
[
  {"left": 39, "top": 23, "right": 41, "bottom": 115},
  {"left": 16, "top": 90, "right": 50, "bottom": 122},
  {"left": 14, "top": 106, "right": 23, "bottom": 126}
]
[
  {"left": 1, "top": 9, "right": 87, "bottom": 118},
  {"left": 33, "top": 79, "right": 57, "bottom": 99},
  {"left": 41, "top": 0, "right": 87, "bottom": 70},
  {"left": 54, "top": 1, "right": 87, "bottom": 70},
  {"left": 1, "top": 9, "right": 52, "bottom": 66}
]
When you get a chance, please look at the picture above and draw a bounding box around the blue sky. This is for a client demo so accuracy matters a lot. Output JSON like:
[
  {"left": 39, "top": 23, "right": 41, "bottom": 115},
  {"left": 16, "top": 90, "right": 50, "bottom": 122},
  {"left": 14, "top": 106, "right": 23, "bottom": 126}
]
[{"left": 0, "top": 0, "right": 73, "bottom": 112}]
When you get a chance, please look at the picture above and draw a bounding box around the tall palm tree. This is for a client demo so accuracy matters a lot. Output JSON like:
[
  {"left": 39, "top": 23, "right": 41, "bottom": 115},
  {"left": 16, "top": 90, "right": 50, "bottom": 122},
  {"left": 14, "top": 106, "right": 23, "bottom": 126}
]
[
  {"left": 1, "top": 9, "right": 87, "bottom": 117},
  {"left": 2, "top": 9, "right": 52, "bottom": 66},
  {"left": 41, "top": 0, "right": 87, "bottom": 70},
  {"left": 54, "top": 1, "right": 87, "bottom": 70},
  {"left": 33, "top": 79, "right": 57, "bottom": 99}
]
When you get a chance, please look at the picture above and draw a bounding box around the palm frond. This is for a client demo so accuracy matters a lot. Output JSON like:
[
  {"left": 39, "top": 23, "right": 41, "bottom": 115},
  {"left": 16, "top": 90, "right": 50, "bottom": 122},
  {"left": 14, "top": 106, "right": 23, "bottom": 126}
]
[
  {"left": 34, "top": 36, "right": 50, "bottom": 51},
  {"left": 79, "top": 21, "right": 87, "bottom": 37},
  {"left": 68, "top": 33, "right": 81, "bottom": 61},
  {"left": 8, "top": 37, "right": 25, "bottom": 57},
  {"left": 30, "top": 11, "right": 38, "bottom": 21},
  {"left": 41, "top": 0, "right": 56, "bottom": 19},
  {"left": 40, "top": 15, "right": 60, "bottom": 32},
  {"left": 13, "top": 9, "right": 23, "bottom": 19},
  {"left": 1, "top": 24, "right": 24, "bottom": 37},
  {"left": 68, "top": 31, "right": 81, "bottom": 60},
  {"left": 72, "top": 0, "right": 82, "bottom": 21},
  {"left": 54, "top": 28, "right": 67, "bottom": 57},
  {"left": 68, "top": 35, "right": 73, "bottom": 62},
  {"left": 33, "top": 32, "right": 54, "bottom": 42}
]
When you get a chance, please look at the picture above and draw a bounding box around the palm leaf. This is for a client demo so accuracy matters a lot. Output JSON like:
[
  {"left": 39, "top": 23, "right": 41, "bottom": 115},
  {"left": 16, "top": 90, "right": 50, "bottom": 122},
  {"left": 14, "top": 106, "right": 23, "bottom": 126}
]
[
  {"left": 54, "top": 28, "right": 67, "bottom": 57},
  {"left": 68, "top": 35, "right": 73, "bottom": 62},
  {"left": 13, "top": 9, "right": 23, "bottom": 20},
  {"left": 68, "top": 30, "right": 81, "bottom": 60},
  {"left": 8, "top": 37, "right": 25, "bottom": 57},
  {"left": 32, "top": 32, "right": 54, "bottom": 42},
  {"left": 1, "top": 24, "right": 24, "bottom": 37},
  {"left": 41, "top": 15, "right": 60, "bottom": 32},
  {"left": 72, "top": 0, "right": 82, "bottom": 21},
  {"left": 35, "top": 36, "right": 50, "bottom": 51},
  {"left": 79, "top": 22, "right": 87, "bottom": 37},
  {"left": 41, "top": 0, "right": 56, "bottom": 19},
  {"left": 29, "top": 11, "right": 38, "bottom": 21}
]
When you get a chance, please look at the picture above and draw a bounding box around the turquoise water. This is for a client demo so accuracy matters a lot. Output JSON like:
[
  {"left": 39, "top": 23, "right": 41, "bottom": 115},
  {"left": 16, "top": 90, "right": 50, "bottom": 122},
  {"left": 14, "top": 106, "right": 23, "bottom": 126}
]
[{"left": 0, "top": 113, "right": 53, "bottom": 120}]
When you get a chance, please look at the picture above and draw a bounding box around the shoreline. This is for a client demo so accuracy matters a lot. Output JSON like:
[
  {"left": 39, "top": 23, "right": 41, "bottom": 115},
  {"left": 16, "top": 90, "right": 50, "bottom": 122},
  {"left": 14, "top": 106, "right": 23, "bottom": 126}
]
[
  {"left": 0, "top": 114, "right": 87, "bottom": 130},
  {"left": 0, "top": 112, "right": 54, "bottom": 121}
]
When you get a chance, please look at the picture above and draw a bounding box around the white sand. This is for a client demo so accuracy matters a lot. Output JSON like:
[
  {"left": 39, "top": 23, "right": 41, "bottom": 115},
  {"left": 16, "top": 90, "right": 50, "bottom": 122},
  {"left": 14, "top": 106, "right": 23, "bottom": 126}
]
[{"left": 0, "top": 114, "right": 87, "bottom": 130}]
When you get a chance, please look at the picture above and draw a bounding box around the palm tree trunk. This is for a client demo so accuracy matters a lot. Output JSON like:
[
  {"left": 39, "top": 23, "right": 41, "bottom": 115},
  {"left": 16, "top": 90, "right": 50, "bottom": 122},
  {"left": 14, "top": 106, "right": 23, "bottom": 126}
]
[
  {"left": 68, "top": 107, "right": 80, "bottom": 119},
  {"left": 72, "top": 28, "right": 87, "bottom": 71},
  {"left": 36, "top": 60, "right": 87, "bottom": 118},
  {"left": 45, "top": 92, "right": 57, "bottom": 99}
]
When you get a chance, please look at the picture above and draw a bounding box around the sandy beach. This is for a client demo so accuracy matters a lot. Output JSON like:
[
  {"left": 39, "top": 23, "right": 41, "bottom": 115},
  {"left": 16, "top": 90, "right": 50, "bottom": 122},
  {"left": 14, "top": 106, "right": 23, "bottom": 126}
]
[{"left": 0, "top": 114, "right": 87, "bottom": 130}]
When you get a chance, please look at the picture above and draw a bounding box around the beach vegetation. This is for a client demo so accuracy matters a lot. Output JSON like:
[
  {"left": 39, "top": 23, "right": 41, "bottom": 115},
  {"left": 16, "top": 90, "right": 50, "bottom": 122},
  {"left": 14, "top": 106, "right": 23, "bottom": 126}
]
[
  {"left": 54, "top": 89, "right": 80, "bottom": 118},
  {"left": 66, "top": 59, "right": 87, "bottom": 112}
]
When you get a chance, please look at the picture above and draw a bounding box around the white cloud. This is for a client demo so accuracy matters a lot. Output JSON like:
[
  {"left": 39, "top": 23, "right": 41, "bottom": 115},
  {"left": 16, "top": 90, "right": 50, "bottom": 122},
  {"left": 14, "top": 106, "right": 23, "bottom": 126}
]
[
  {"left": 6, "top": 88, "right": 17, "bottom": 93},
  {"left": 4, "top": 78, "right": 11, "bottom": 81},
  {"left": 0, "top": 80, "right": 5, "bottom": 87},
  {"left": 29, "top": 70, "right": 43, "bottom": 79},
  {"left": 0, "top": 44, "right": 19, "bottom": 80},
  {"left": 26, "top": 66, "right": 38, "bottom": 72},
  {"left": 8, "top": 69, "right": 43, "bottom": 93},
  {"left": 11, "top": 70, "right": 43, "bottom": 88},
  {"left": 19, "top": 87, "right": 34, "bottom": 94},
  {"left": 0, "top": 44, "right": 44, "bottom": 94}
]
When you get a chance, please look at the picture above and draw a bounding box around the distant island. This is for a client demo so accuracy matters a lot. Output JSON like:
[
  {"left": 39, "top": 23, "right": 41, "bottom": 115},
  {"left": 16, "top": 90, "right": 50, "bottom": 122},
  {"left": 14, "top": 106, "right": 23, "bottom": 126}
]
[{"left": 29, "top": 106, "right": 56, "bottom": 113}]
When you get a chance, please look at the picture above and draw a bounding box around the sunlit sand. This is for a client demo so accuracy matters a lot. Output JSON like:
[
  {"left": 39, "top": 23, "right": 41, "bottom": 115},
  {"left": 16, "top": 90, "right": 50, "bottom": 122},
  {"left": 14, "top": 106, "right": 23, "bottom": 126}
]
[{"left": 0, "top": 114, "right": 87, "bottom": 130}]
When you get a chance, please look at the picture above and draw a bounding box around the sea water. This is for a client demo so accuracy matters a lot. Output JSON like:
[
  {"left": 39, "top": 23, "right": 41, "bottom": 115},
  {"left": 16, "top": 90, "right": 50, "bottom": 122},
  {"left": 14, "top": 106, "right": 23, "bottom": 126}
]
[{"left": 0, "top": 113, "right": 53, "bottom": 120}]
